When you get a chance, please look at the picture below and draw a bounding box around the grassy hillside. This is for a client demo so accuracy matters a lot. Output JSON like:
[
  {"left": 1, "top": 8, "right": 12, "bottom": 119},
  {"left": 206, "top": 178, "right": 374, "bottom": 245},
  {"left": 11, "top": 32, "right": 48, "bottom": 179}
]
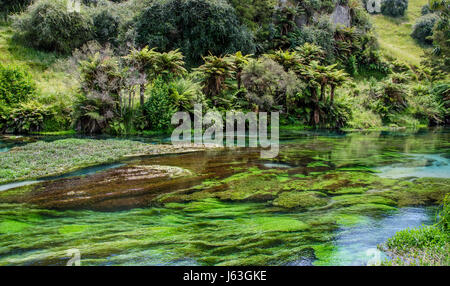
[
  {"left": 0, "top": 24, "right": 74, "bottom": 96},
  {"left": 371, "top": 0, "right": 429, "bottom": 66}
]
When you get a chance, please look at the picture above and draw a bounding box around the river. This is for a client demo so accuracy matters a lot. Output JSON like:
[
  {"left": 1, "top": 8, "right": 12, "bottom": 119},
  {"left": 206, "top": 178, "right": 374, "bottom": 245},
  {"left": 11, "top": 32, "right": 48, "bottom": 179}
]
[{"left": 0, "top": 128, "right": 448, "bottom": 265}]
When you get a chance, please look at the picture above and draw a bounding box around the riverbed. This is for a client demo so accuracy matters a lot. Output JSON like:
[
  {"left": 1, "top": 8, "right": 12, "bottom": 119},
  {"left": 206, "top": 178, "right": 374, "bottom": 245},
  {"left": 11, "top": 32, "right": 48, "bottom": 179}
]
[{"left": 0, "top": 128, "right": 448, "bottom": 265}]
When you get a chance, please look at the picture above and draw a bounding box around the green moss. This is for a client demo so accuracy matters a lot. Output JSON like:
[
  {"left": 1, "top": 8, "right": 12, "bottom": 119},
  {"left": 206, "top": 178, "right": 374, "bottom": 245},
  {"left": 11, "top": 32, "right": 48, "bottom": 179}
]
[
  {"left": 58, "top": 225, "right": 89, "bottom": 234},
  {"left": 334, "top": 214, "right": 369, "bottom": 227},
  {"left": 332, "top": 194, "right": 397, "bottom": 207},
  {"left": 236, "top": 217, "right": 309, "bottom": 233},
  {"left": 0, "top": 220, "right": 30, "bottom": 234},
  {"left": 273, "top": 191, "right": 328, "bottom": 209},
  {"left": 0, "top": 138, "right": 206, "bottom": 184},
  {"left": 307, "top": 161, "right": 330, "bottom": 168}
]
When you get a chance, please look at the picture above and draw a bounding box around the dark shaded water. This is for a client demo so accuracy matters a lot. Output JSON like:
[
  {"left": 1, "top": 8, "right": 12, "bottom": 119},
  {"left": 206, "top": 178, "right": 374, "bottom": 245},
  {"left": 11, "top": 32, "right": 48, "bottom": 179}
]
[{"left": 0, "top": 128, "right": 449, "bottom": 265}]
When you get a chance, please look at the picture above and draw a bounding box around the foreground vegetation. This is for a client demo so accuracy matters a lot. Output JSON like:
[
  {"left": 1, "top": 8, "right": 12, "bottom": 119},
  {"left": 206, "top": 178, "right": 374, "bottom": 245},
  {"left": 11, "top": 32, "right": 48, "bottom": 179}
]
[{"left": 380, "top": 194, "right": 449, "bottom": 266}]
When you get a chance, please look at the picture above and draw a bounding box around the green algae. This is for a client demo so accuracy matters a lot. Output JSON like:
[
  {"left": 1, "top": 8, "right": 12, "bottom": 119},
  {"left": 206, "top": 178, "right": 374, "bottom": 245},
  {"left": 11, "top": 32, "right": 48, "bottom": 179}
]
[
  {"left": 0, "top": 138, "right": 207, "bottom": 184},
  {"left": 0, "top": 129, "right": 448, "bottom": 266},
  {"left": 0, "top": 220, "right": 30, "bottom": 234},
  {"left": 332, "top": 194, "right": 397, "bottom": 207},
  {"left": 273, "top": 191, "right": 328, "bottom": 209},
  {"left": 58, "top": 225, "right": 89, "bottom": 234},
  {"left": 307, "top": 161, "right": 330, "bottom": 168}
]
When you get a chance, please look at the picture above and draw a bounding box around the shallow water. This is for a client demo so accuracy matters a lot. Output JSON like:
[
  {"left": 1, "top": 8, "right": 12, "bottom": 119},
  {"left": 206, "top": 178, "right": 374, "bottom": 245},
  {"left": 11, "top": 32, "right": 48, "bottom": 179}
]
[
  {"left": 0, "top": 128, "right": 448, "bottom": 266},
  {"left": 376, "top": 153, "right": 450, "bottom": 178}
]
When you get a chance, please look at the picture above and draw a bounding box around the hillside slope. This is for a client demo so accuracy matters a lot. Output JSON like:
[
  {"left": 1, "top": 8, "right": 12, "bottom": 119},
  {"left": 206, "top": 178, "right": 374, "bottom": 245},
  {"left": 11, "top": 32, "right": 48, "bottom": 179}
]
[{"left": 371, "top": 0, "right": 429, "bottom": 66}]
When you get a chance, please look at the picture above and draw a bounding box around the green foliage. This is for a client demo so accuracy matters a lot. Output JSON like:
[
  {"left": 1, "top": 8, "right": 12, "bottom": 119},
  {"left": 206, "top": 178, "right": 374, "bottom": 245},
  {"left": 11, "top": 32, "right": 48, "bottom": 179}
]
[
  {"left": 12, "top": 0, "right": 93, "bottom": 54},
  {"left": 91, "top": 4, "right": 120, "bottom": 46},
  {"left": 74, "top": 50, "right": 123, "bottom": 134},
  {"left": 431, "top": 82, "right": 450, "bottom": 124},
  {"left": 134, "top": 0, "right": 255, "bottom": 67},
  {"left": 382, "top": 195, "right": 449, "bottom": 266},
  {"left": 169, "top": 77, "right": 206, "bottom": 112},
  {"left": 411, "top": 14, "right": 438, "bottom": 44},
  {"left": 195, "top": 54, "right": 236, "bottom": 99},
  {"left": 143, "top": 77, "right": 177, "bottom": 131},
  {"left": 0, "top": 64, "right": 35, "bottom": 106},
  {"left": 286, "top": 17, "right": 336, "bottom": 61},
  {"left": 422, "top": 0, "right": 450, "bottom": 77},
  {"left": 241, "top": 57, "right": 301, "bottom": 112},
  {"left": 0, "top": 138, "right": 163, "bottom": 183},
  {"left": 4, "top": 100, "right": 49, "bottom": 133},
  {"left": 407, "top": 84, "right": 445, "bottom": 125},
  {"left": 421, "top": 4, "right": 431, "bottom": 15},
  {"left": 228, "top": 0, "right": 276, "bottom": 30},
  {"left": 0, "top": 0, "right": 31, "bottom": 15},
  {"left": 381, "top": 0, "right": 409, "bottom": 17}
]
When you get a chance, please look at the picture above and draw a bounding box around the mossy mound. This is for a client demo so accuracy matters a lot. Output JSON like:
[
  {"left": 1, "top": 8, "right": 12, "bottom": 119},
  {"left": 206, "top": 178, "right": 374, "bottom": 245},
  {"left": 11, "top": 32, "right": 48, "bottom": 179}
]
[{"left": 273, "top": 191, "right": 328, "bottom": 209}]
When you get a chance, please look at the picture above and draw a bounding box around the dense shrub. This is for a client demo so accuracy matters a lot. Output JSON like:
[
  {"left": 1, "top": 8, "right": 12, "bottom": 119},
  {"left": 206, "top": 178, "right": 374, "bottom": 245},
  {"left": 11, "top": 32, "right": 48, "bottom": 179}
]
[
  {"left": 134, "top": 0, "right": 255, "bottom": 66},
  {"left": 380, "top": 0, "right": 408, "bottom": 17},
  {"left": 0, "top": 0, "right": 31, "bottom": 14},
  {"left": 91, "top": 5, "right": 120, "bottom": 45},
  {"left": 408, "top": 84, "right": 444, "bottom": 125},
  {"left": 432, "top": 82, "right": 450, "bottom": 124},
  {"left": 5, "top": 101, "right": 50, "bottom": 133},
  {"left": 411, "top": 14, "right": 438, "bottom": 44},
  {"left": 12, "top": 0, "right": 93, "bottom": 53},
  {"left": 241, "top": 57, "right": 302, "bottom": 112},
  {"left": 228, "top": 0, "right": 275, "bottom": 30},
  {"left": 73, "top": 50, "right": 123, "bottom": 134},
  {"left": 288, "top": 18, "right": 336, "bottom": 62},
  {"left": 421, "top": 4, "right": 431, "bottom": 15},
  {"left": 143, "top": 77, "right": 177, "bottom": 131},
  {"left": 0, "top": 64, "right": 35, "bottom": 106}
]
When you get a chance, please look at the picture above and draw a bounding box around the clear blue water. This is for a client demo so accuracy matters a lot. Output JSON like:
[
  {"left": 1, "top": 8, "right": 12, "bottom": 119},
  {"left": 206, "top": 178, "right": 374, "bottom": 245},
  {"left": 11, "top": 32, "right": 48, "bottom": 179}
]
[{"left": 376, "top": 153, "right": 450, "bottom": 179}]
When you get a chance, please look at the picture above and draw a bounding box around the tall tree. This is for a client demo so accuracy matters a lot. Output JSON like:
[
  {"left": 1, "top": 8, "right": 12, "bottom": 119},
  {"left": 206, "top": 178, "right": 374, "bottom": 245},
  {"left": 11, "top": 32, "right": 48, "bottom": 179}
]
[{"left": 123, "top": 46, "right": 158, "bottom": 106}]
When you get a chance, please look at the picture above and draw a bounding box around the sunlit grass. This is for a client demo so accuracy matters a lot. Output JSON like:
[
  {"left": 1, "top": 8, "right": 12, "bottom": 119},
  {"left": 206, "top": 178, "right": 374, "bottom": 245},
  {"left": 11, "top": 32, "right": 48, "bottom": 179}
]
[
  {"left": 0, "top": 23, "right": 75, "bottom": 96},
  {"left": 371, "top": 0, "right": 430, "bottom": 66}
]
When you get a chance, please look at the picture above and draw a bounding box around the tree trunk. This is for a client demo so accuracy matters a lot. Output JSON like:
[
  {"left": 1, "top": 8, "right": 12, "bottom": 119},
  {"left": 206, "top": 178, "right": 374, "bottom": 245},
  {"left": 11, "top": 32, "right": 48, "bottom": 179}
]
[
  {"left": 237, "top": 71, "right": 242, "bottom": 90},
  {"left": 330, "top": 85, "right": 336, "bottom": 104},
  {"left": 140, "top": 84, "right": 145, "bottom": 106},
  {"left": 320, "top": 83, "right": 326, "bottom": 102},
  {"left": 310, "top": 87, "right": 320, "bottom": 125}
]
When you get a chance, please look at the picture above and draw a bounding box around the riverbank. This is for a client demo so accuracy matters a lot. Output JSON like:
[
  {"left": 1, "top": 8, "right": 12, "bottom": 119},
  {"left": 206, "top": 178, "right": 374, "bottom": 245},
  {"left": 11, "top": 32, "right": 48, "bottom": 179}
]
[{"left": 379, "top": 195, "right": 449, "bottom": 266}]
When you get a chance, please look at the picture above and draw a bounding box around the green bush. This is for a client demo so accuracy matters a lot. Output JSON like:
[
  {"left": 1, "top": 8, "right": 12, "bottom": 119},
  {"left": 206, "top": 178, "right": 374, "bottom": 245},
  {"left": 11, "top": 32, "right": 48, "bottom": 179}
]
[
  {"left": 134, "top": 0, "right": 255, "bottom": 66},
  {"left": 241, "top": 57, "right": 302, "bottom": 112},
  {"left": 74, "top": 50, "right": 123, "bottom": 134},
  {"left": 408, "top": 84, "right": 444, "bottom": 125},
  {"left": 91, "top": 4, "right": 120, "bottom": 45},
  {"left": 380, "top": 0, "right": 408, "bottom": 17},
  {"left": 421, "top": 4, "right": 431, "bottom": 15},
  {"left": 5, "top": 101, "right": 50, "bottom": 133},
  {"left": 143, "top": 77, "right": 177, "bottom": 131},
  {"left": 411, "top": 14, "right": 438, "bottom": 45},
  {"left": 12, "top": 0, "right": 93, "bottom": 53},
  {"left": 0, "top": 64, "right": 35, "bottom": 106},
  {"left": 288, "top": 18, "right": 336, "bottom": 62},
  {"left": 0, "top": 0, "right": 31, "bottom": 14}
]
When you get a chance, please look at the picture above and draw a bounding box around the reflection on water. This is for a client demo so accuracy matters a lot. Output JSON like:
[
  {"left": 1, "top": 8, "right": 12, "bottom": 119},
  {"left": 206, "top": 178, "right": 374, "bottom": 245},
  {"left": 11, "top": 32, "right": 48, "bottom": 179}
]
[{"left": 0, "top": 128, "right": 448, "bottom": 266}]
